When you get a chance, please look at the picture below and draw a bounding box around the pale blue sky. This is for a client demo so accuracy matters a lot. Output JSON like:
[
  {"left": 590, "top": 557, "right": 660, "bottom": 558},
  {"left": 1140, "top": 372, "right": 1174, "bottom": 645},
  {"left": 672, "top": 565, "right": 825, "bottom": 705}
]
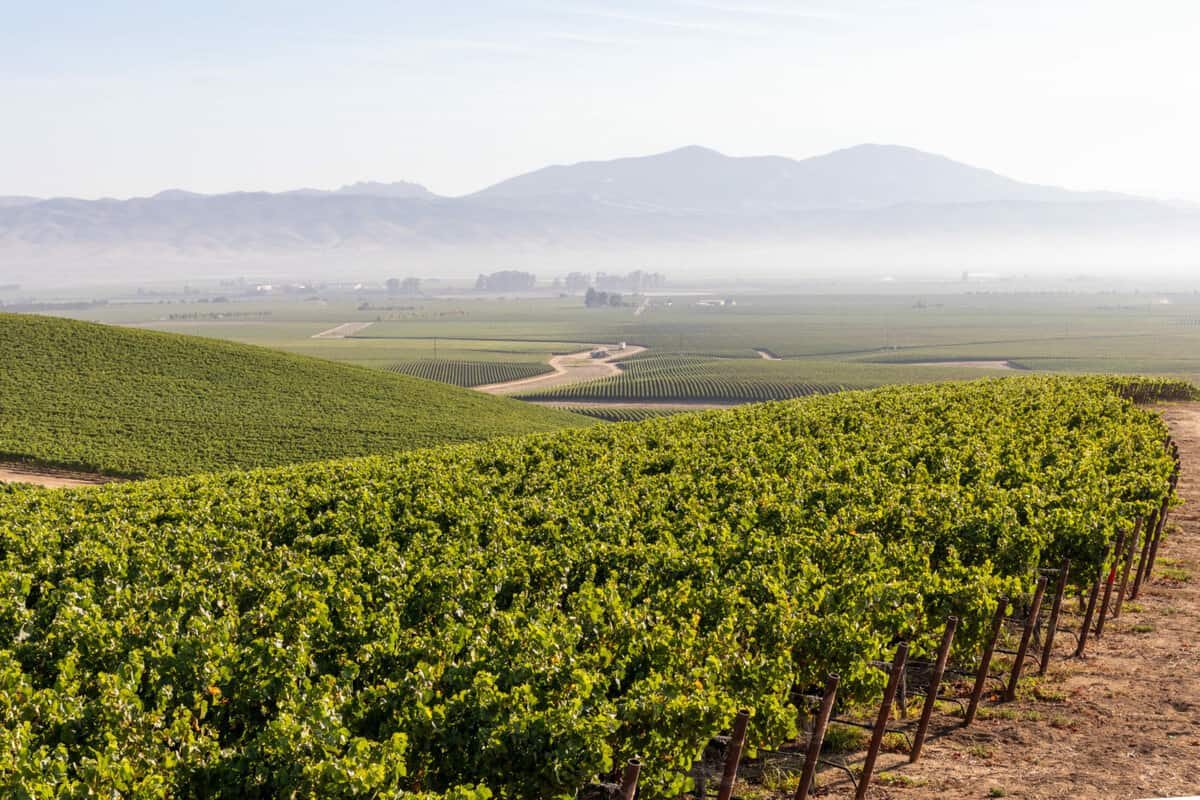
[{"left": 3, "top": 1, "right": 1198, "bottom": 200}]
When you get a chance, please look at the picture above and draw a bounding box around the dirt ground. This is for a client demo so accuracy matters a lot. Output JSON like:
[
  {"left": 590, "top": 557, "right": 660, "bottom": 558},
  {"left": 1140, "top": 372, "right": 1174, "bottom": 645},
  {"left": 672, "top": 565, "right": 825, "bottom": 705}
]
[
  {"left": 528, "top": 400, "right": 737, "bottom": 411},
  {"left": 902, "top": 360, "right": 1016, "bottom": 370},
  {"left": 0, "top": 461, "right": 115, "bottom": 489},
  {"left": 802, "top": 403, "right": 1200, "bottom": 799},
  {"left": 473, "top": 344, "right": 646, "bottom": 394},
  {"left": 311, "top": 321, "right": 375, "bottom": 339}
]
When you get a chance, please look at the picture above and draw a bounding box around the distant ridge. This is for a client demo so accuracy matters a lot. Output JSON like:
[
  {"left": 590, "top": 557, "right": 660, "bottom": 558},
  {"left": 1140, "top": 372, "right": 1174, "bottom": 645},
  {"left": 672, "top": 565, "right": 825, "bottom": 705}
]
[
  {"left": 2, "top": 144, "right": 1196, "bottom": 282},
  {"left": 471, "top": 143, "right": 1129, "bottom": 212},
  {"left": 283, "top": 181, "right": 436, "bottom": 199}
]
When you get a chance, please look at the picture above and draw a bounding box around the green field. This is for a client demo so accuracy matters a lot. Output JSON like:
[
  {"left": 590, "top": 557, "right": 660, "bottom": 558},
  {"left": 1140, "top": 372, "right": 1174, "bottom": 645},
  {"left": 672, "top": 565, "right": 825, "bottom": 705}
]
[
  {"left": 518, "top": 351, "right": 999, "bottom": 403},
  {"left": 387, "top": 359, "right": 552, "bottom": 387},
  {"left": 0, "top": 377, "right": 1178, "bottom": 798},
  {"left": 0, "top": 313, "right": 590, "bottom": 477},
  {"left": 554, "top": 405, "right": 690, "bottom": 422},
  {"left": 49, "top": 289, "right": 1200, "bottom": 405}
]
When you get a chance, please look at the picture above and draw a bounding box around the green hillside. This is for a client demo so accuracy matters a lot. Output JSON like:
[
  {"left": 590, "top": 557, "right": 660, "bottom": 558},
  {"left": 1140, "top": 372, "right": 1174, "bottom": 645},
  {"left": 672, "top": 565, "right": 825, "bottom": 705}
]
[
  {"left": 0, "top": 313, "right": 591, "bottom": 477},
  {"left": 0, "top": 376, "right": 1184, "bottom": 797}
]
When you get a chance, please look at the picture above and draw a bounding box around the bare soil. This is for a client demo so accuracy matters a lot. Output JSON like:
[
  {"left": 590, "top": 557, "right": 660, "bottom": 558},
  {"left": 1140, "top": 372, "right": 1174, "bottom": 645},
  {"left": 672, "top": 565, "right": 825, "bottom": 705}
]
[
  {"left": 473, "top": 345, "right": 646, "bottom": 394},
  {"left": 0, "top": 461, "right": 116, "bottom": 489},
  {"left": 311, "top": 322, "right": 374, "bottom": 339},
  {"left": 528, "top": 400, "right": 737, "bottom": 411},
  {"left": 901, "top": 360, "right": 1015, "bottom": 370},
  {"left": 801, "top": 403, "right": 1200, "bottom": 799}
]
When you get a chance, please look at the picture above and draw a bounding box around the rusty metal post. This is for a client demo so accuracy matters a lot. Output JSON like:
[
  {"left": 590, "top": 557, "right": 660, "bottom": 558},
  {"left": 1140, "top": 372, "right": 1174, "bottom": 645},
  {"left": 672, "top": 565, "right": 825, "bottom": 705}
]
[
  {"left": 793, "top": 674, "right": 839, "bottom": 800},
  {"left": 965, "top": 596, "right": 1008, "bottom": 726},
  {"left": 715, "top": 709, "right": 749, "bottom": 800},
  {"left": 1095, "top": 529, "right": 1126, "bottom": 639},
  {"left": 1130, "top": 507, "right": 1159, "bottom": 600},
  {"left": 619, "top": 758, "right": 641, "bottom": 800},
  {"left": 1144, "top": 492, "right": 1173, "bottom": 582},
  {"left": 1113, "top": 518, "right": 1143, "bottom": 618},
  {"left": 1004, "top": 576, "right": 1047, "bottom": 702},
  {"left": 855, "top": 642, "right": 908, "bottom": 800},
  {"left": 910, "top": 616, "right": 957, "bottom": 763},
  {"left": 1038, "top": 560, "right": 1069, "bottom": 675}
]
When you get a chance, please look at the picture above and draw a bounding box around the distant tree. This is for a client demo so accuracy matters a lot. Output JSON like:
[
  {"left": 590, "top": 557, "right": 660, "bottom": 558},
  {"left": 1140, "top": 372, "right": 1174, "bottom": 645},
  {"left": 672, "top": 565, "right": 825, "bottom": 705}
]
[
  {"left": 594, "top": 271, "right": 666, "bottom": 292},
  {"left": 584, "top": 288, "right": 623, "bottom": 308},
  {"left": 476, "top": 271, "right": 537, "bottom": 292},
  {"left": 565, "top": 272, "right": 592, "bottom": 294}
]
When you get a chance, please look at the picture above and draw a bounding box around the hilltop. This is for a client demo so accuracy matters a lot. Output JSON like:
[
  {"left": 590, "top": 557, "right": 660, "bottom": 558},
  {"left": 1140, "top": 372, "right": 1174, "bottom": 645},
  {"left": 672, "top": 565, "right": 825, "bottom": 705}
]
[{"left": 0, "top": 313, "right": 591, "bottom": 478}]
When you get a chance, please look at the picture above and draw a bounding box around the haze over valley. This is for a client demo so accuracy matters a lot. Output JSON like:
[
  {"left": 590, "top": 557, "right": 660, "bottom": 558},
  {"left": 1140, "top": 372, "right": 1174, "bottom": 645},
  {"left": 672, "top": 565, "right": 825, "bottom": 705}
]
[{"left": 4, "top": 143, "right": 1197, "bottom": 287}]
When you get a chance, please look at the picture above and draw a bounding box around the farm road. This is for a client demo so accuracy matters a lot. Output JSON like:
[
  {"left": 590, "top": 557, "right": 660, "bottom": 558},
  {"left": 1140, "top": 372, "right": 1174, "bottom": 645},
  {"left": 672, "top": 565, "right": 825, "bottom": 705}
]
[
  {"left": 473, "top": 344, "right": 645, "bottom": 395},
  {"left": 311, "top": 322, "right": 374, "bottom": 339}
]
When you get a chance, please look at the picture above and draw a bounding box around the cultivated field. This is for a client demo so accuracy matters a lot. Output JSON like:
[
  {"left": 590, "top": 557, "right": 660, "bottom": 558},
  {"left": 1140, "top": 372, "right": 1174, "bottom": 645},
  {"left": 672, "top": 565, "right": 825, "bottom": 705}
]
[
  {"left": 0, "top": 313, "right": 591, "bottom": 478},
  {"left": 51, "top": 289, "right": 1200, "bottom": 410},
  {"left": 0, "top": 376, "right": 1187, "bottom": 798}
]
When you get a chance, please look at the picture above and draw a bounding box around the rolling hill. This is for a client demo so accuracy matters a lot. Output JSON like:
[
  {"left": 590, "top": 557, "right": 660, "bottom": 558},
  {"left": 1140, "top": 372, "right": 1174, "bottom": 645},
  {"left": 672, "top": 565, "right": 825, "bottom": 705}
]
[{"left": 0, "top": 313, "right": 591, "bottom": 478}]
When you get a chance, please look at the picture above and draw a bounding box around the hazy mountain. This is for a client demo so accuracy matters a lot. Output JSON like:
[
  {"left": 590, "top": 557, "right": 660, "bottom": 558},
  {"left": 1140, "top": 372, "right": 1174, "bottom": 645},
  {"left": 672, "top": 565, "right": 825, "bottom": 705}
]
[
  {"left": 283, "top": 181, "right": 436, "bottom": 199},
  {"left": 472, "top": 144, "right": 1128, "bottom": 212},
  {"left": 0, "top": 197, "right": 41, "bottom": 209},
  {"left": 2, "top": 145, "right": 1197, "bottom": 284}
]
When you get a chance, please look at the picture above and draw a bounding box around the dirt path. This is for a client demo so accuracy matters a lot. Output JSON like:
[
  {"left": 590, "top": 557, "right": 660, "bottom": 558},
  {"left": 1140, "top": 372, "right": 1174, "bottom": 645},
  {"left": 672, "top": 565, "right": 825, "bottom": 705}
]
[
  {"left": 825, "top": 402, "right": 1200, "bottom": 799},
  {"left": 532, "top": 400, "right": 737, "bottom": 411},
  {"left": 311, "top": 322, "right": 374, "bottom": 339},
  {"left": 473, "top": 345, "right": 646, "bottom": 395},
  {"left": 755, "top": 349, "right": 782, "bottom": 360},
  {"left": 0, "top": 461, "right": 116, "bottom": 489},
  {"left": 901, "top": 360, "right": 1016, "bottom": 370}
]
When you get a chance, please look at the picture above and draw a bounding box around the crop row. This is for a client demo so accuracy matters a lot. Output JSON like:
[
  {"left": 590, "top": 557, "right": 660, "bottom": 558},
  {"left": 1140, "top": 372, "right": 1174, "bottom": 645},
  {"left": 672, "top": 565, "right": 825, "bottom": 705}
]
[
  {"left": 0, "top": 377, "right": 1179, "bottom": 798},
  {"left": 387, "top": 359, "right": 552, "bottom": 388},
  {"left": 522, "top": 353, "right": 858, "bottom": 403},
  {"left": 550, "top": 406, "right": 688, "bottom": 423},
  {"left": 524, "top": 376, "right": 848, "bottom": 403}
]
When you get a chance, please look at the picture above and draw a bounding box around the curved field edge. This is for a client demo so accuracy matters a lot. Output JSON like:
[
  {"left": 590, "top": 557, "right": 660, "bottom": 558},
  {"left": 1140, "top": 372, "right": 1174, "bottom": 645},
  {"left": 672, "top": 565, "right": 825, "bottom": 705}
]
[
  {"left": 0, "top": 313, "right": 593, "bottom": 478},
  {"left": 0, "top": 376, "right": 1189, "bottom": 798}
]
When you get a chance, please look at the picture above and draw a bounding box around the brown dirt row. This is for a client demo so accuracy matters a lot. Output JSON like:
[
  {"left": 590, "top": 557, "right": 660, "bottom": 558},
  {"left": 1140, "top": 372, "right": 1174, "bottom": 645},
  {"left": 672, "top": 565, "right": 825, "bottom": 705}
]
[{"left": 0, "top": 461, "right": 116, "bottom": 489}]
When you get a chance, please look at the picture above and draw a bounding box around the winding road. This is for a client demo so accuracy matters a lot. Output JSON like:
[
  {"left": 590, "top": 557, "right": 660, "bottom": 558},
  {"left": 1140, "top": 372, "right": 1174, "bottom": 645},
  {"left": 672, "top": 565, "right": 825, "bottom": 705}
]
[{"left": 473, "top": 344, "right": 646, "bottom": 395}]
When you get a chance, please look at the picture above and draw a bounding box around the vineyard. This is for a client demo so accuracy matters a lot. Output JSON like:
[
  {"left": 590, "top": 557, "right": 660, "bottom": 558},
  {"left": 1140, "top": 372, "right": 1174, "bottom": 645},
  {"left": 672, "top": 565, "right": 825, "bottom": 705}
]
[
  {"left": 0, "top": 376, "right": 1186, "bottom": 798},
  {"left": 553, "top": 406, "right": 688, "bottom": 423},
  {"left": 387, "top": 359, "right": 553, "bottom": 388},
  {"left": 0, "top": 314, "right": 590, "bottom": 477},
  {"left": 520, "top": 352, "right": 857, "bottom": 403}
]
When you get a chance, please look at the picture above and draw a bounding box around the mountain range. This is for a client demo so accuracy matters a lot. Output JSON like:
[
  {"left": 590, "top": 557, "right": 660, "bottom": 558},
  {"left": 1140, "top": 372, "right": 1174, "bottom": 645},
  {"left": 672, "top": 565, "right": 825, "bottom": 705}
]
[{"left": 2, "top": 144, "right": 1197, "bottom": 284}]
